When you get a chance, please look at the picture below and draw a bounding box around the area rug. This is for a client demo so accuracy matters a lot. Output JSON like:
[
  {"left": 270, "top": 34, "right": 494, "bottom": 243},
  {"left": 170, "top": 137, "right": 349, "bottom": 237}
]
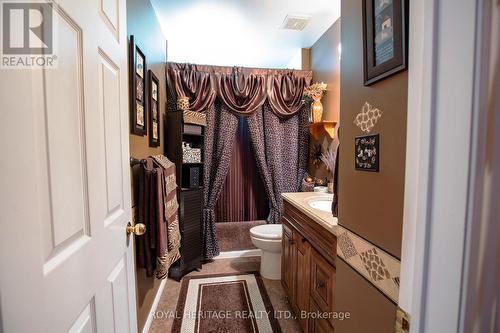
[{"left": 172, "top": 272, "right": 281, "bottom": 333}]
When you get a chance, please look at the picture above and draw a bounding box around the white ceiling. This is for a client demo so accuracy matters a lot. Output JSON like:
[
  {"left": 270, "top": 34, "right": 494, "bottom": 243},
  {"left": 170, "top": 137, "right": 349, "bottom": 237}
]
[{"left": 151, "top": 0, "right": 341, "bottom": 69}]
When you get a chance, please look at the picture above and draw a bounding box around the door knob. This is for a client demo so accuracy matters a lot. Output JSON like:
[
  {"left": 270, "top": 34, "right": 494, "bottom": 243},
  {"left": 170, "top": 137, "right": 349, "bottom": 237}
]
[{"left": 126, "top": 222, "right": 146, "bottom": 236}]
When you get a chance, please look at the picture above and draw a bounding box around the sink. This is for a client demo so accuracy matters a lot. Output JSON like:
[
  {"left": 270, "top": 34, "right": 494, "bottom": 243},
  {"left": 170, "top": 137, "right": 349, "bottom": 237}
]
[{"left": 307, "top": 199, "right": 333, "bottom": 213}]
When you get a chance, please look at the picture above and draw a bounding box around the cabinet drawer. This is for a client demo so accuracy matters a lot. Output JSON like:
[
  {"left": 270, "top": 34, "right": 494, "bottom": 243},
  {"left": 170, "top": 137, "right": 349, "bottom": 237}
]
[{"left": 310, "top": 247, "right": 335, "bottom": 323}]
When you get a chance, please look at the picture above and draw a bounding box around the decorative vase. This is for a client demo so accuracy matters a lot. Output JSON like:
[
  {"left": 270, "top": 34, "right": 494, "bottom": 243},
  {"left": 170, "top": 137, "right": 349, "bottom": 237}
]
[
  {"left": 311, "top": 94, "right": 323, "bottom": 123},
  {"left": 177, "top": 96, "right": 190, "bottom": 111}
]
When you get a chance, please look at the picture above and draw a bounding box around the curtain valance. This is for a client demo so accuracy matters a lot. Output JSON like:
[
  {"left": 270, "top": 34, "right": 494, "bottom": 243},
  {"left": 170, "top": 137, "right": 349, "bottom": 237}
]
[
  {"left": 267, "top": 73, "right": 307, "bottom": 117},
  {"left": 167, "top": 62, "right": 312, "bottom": 118},
  {"left": 217, "top": 72, "right": 267, "bottom": 116},
  {"left": 166, "top": 64, "right": 216, "bottom": 113}
]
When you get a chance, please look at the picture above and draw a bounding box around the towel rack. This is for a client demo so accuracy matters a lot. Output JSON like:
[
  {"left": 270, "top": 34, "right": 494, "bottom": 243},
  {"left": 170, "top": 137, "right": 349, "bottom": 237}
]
[
  {"left": 130, "top": 157, "right": 146, "bottom": 167},
  {"left": 130, "top": 156, "right": 157, "bottom": 173}
]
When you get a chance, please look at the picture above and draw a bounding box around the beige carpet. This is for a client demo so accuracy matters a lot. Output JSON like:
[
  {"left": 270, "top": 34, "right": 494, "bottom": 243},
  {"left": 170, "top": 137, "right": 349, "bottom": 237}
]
[
  {"left": 171, "top": 272, "right": 281, "bottom": 333},
  {"left": 216, "top": 221, "right": 266, "bottom": 252}
]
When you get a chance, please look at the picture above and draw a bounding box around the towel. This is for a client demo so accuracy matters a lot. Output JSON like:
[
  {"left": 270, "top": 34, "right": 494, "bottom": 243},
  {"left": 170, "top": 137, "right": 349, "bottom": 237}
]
[
  {"left": 152, "top": 154, "right": 181, "bottom": 279},
  {"left": 136, "top": 155, "right": 181, "bottom": 279}
]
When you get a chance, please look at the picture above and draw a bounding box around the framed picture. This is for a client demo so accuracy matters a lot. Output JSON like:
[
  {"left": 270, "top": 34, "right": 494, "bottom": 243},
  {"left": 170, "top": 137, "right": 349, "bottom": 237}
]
[
  {"left": 355, "top": 134, "right": 379, "bottom": 172},
  {"left": 129, "top": 35, "right": 147, "bottom": 136},
  {"left": 148, "top": 70, "right": 160, "bottom": 147},
  {"left": 362, "top": 0, "right": 407, "bottom": 85}
]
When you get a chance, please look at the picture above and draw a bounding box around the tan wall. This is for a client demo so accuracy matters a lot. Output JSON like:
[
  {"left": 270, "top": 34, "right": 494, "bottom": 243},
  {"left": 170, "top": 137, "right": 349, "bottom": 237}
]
[
  {"left": 126, "top": 0, "right": 167, "bottom": 330},
  {"left": 335, "top": 0, "right": 408, "bottom": 330},
  {"left": 308, "top": 19, "right": 341, "bottom": 180}
]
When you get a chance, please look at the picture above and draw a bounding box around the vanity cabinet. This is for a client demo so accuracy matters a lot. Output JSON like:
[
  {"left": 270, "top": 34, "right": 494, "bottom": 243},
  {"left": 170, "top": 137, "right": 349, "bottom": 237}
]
[{"left": 281, "top": 200, "right": 337, "bottom": 333}]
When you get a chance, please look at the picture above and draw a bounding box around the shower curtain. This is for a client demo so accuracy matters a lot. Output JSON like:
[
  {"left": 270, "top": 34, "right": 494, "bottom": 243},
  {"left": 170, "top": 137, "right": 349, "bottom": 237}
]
[{"left": 167, "top": 63, "right": 312, "bottom": 259}]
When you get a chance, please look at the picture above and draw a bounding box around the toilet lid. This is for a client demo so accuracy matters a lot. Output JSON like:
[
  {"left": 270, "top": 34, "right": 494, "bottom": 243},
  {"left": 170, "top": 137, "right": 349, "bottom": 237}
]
[{"left": 250, "top": 224, "right": 282, "bottom": 240}]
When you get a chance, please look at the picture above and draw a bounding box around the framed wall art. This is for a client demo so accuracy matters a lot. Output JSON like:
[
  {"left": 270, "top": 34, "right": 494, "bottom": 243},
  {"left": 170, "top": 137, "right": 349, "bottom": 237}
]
[
  {"left": 148, "top": 70, "right": 160, "bottom": 147},
  {"left": 355, "top": 134, "right": 379, "bottom": 172},
  {"left": 362, "top": 0, "right": 408, "bottom": 85},
  {"left": 129, "top": 35, "right": 147, "bottom": 136}
]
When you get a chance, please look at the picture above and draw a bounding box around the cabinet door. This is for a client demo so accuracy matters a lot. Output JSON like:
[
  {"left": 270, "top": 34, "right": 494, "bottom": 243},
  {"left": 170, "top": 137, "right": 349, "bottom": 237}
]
[
  {"left": 180, "top": 189, "right": 203, "bottom": 265},
  {"left": 295, "top": 233, "right": 311, "bottom": 332},
  {"left": 310, "top": 247, "right": 336, "bottom": 327},
  {"left": 281, "top": 221, "right": 294, "bottom": 300},
  {"left": 309, "top": 298, "right": 334, "bottom": 333}
]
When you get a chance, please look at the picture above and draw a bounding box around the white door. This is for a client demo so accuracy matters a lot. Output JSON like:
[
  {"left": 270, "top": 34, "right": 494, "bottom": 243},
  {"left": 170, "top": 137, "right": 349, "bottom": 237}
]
[{"left": 0, "top": 0, "right": 138, "bottom": 332}]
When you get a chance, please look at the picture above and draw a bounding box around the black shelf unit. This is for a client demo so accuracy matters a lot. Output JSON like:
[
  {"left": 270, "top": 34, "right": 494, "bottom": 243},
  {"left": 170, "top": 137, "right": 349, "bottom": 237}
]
[{"left": 166, "top": 111, "right": 204, "bottom": 281}]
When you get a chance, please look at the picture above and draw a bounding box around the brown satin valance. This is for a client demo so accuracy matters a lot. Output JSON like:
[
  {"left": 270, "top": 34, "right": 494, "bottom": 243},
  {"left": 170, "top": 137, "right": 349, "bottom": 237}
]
[
  {"left": 267, "top": 73, "right": 307, "bottom": 117},
  {"left": 167, "top": 62, "right": 312, "bottom": 117},
  {"left": 217, "top": 72, "right": 266, "bottom": 116},
  {"left": 166, "top": 64, "right": 216, "bottom": 113}
]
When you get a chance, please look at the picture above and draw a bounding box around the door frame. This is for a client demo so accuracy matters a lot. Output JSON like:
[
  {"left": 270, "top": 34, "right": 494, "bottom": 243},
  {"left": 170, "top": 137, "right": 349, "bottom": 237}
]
[{"left": 399, "top": 0, "right": 499, "bottom": 332}]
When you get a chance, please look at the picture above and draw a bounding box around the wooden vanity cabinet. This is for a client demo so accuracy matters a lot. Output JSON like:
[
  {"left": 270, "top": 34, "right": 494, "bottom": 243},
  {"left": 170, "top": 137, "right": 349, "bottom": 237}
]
[
  {"left": 281, "top": 222, "right": 294, "bottom": 298},
  {"left": 281, "top": 200, "right": 337, "bottom": 333}
]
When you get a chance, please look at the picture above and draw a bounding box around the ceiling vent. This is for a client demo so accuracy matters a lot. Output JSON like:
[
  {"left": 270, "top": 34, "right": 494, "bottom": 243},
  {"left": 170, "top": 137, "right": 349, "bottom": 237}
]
[{"left": 281, "top": 15, "right": 311, "bottom": 31}]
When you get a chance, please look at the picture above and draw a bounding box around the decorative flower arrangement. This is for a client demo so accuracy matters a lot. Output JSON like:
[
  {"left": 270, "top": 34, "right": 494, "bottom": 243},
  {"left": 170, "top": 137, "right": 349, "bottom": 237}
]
[
  {"left": 320, "top": 147, "right": 337, "bottom": 172},
  {"left": 303, "top": 82, "right": 328, "bottom": 103},
  {"left": 321, "top": 139, "right": 340, "bottom": 173}
]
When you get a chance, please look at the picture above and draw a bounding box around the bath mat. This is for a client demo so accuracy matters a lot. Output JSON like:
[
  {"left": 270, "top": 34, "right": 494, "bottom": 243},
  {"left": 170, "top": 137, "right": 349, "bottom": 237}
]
[{"left": 172, "top": 272, "right": 281, "bottom": 333}]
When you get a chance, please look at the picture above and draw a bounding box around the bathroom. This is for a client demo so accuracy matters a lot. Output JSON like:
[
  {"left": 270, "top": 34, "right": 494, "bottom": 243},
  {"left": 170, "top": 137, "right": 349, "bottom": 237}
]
[{"left": 1, "top": 0, "right": 498, "bottom": 332}]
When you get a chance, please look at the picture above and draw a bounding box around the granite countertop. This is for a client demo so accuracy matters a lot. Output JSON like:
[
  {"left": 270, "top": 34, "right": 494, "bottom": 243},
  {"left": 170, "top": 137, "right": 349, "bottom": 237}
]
[{"left": 282, "top": 192, "right": 338, "bottom": 235}]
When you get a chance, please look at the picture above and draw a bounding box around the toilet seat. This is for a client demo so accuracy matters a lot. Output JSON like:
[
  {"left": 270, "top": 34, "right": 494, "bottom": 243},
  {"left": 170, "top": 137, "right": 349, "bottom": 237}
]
[{"left": 250, "top": 224, "right": 282, "bottom": 240}]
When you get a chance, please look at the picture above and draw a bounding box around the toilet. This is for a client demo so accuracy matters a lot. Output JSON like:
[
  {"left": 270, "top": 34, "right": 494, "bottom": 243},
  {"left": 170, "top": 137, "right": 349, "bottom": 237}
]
[{"left": 250, "top": 224, "right": 282, "bottom": 280}]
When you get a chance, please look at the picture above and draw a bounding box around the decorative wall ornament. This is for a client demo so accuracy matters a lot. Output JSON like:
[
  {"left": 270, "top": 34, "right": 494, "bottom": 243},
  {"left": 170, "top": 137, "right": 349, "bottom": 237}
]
[
  {"left": 129, "top": 35, "right": 147, "bottom": 136},
  {"left": 355, "top": 134, "right": 380, "bottom": 172},
  {"left": 354, "top": 102, "right": 383, "bottom": 133},
  {"left": 148, "top": 70, "right": 160, "bottom": 147},
  {"left": 310, "top": 144, "right": 323, "bottom": 167}
]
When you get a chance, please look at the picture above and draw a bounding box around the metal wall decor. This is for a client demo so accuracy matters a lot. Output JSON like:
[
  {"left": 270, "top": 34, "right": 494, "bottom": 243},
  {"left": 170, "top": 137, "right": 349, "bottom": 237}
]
[
  {"left": 354, "top": 102, "right": 383, "bottom": 133},
  {"left": 355, "top": 134, "right": 380, "bottom": 172}
]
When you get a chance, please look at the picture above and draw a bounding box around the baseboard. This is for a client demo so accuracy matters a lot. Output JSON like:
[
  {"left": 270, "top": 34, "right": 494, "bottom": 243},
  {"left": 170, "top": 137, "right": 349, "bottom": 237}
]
[
  {"left": 141, "top": 278, "right": 167, "bottom": 333},
  {"left": 216, "top": 249, "right": 262, "bottom": 259}
]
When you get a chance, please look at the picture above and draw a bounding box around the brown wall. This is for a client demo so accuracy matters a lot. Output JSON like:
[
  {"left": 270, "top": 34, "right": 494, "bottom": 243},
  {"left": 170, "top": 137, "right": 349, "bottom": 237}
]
[
  {"left": 335, "top": 0, "right": 408, "bottom": 330},
  {"left": 308, "top": 19, "right": 341, "bottom": 180},
  {"left": 335, "top": 259, "right": 397, "bottom": 332},
  {"left": 338, "top": 0, "right": 407, "bottom": 259},
  {"left": 126, "top": 0, "right": 167, "bottom": 331}
]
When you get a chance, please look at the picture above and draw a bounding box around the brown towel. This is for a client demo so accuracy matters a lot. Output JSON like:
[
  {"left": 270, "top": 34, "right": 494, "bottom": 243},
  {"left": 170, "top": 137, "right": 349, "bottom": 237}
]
[
  {"left": 135, "top": 156, "right": 181, "bottom": 279},
  {"left": 152, "top": 155, "right": 181, "bottom": 279},
  {"left": 135, "top": 158, "right": 156, "bottom": 277}
]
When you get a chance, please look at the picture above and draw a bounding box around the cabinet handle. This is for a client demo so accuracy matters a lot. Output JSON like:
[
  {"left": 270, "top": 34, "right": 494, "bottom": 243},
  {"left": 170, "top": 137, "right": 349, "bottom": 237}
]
[
  {"left": 316, "top": 282, "right": 325, "bottom": 289},
  {"left": 301, "top": 236, "right": 306, "bottom": 242},
  {"left": 289, "top": 239, "right": 295, "bottom": 245}
]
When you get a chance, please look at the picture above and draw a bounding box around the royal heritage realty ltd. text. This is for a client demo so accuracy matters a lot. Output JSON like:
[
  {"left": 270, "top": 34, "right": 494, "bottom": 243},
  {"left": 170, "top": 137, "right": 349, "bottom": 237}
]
[{"left": 152, "top": 310, "right": 351, "bottom": 321}]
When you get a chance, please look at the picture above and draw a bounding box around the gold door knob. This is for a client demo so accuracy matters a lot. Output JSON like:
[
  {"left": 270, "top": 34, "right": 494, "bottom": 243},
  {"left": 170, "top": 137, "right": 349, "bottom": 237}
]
[{"left": 126, "top": 222, "right": 146, "bottom": 236}]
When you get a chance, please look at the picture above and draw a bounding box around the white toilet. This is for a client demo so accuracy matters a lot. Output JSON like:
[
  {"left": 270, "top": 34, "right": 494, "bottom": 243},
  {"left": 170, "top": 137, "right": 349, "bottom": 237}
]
[{"left": 250, "top": 224, "right": 282, "bottom": 280}]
